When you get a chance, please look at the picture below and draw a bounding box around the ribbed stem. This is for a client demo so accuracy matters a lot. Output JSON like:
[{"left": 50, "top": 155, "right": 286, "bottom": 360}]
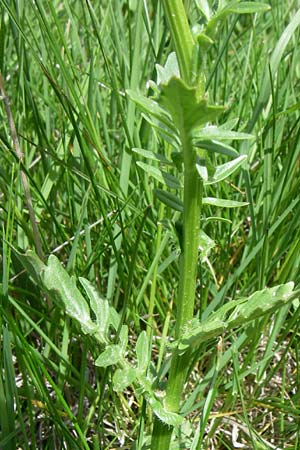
[
  {"left": 151, "top": 133, "right": 202, "bottom": 449},
  {"left": 150, "top": 2, "right": 203, "bottom": 448},
  {"left": 162, "top": 0, "right": 195, "bottom": 84}
]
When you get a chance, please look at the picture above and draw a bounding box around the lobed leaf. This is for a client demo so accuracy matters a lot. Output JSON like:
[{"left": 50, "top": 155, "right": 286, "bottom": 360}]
[
  {"left": 79, "top": 277, "right": 110, "bottom": 343},
  {"left": 142, "top": 389, "right": 184, "bottom": 427},
  {"left": 159, "top": 77, "right": 224, "bottom": 133},
  {"left": 41, "top": 255, "right": 97, "bottom": 336},
  {"left": 95, "top": 344, "right": 124, "bottom": 367},
  {"left": 173, "top": 283, "right": 298, "bottom": 354},
  {"left": 113, "top": 366, "right": 137, "bottom": 392},
  {"left": 228, "top": 283, "right": 296, "bottom": 326},
  {"left": 136, "top": 375, "right": 183, "bottom": 426}
]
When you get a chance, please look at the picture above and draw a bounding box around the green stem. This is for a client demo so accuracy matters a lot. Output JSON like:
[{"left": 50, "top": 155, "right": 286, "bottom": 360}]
[
  {"left": 150, "top": 3, "right": 203, "bottom": 448},
  {"left": 162, "top": 0, "right": 195, "bottom": 84},
  {"left": 151, "top": 135, "right": 202, "bottom": 449}
]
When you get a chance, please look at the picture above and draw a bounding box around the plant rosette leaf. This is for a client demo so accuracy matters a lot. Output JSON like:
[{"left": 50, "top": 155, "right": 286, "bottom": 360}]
[
  {"left": 171, "top": 282, "right": 298, "bottom": 355},
  {"left": 41, "top": 255, "right": 97, "bottom": 336},
  {"left": 14, "top": 250, "right": 119, "bottom": 341},
  {"left": 79, "top": 277, "right": 110, "bottom": 343},
  {"left": 135, "top": 331, "right": 149, "bottom": 374},
  {"left": 113, "top": 366, "right": 138, "bottom": 392},
  {"left": 95, "top": 344, "right": 124, "bottom": 368},
  {"left": 119, "top": 324, "right": 129, "bottom": 353},
  {"left": 139, "top": 376, "right": 184, "bottom": 427},
  {"left": 14, "top": 249, "right": 46, "bottom": 284},
  {"left": 159, "top": 77, "right": 224, "bottom": 133}
]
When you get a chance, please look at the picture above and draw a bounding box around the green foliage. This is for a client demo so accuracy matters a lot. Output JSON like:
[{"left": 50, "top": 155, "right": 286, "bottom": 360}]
[
  {"left": 172, "top": 282, "right": 298, "bottom": 354},
  {"left": 159, "top": 77, "right": 224, "bottom": 132},
  {"left": 197, "top": 154, "right": 247, "bottom": 184},
  {"left": 1, "top": 0, "right": 300, "bottom": 449}
]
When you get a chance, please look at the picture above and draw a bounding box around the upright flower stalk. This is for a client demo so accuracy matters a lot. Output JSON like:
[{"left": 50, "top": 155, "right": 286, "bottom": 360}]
[{"left": 151, "top": 1, "right": 203, "bottom": 448}]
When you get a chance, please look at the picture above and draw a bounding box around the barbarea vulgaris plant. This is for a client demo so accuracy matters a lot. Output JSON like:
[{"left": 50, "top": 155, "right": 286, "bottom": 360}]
[{"left": 15, "top": 1, "right": 300, "bottom": 449}]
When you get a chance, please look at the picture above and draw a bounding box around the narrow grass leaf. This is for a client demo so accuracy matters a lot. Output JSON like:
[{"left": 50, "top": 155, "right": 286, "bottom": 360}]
[{"left": 249, "top": 8, "right": 300, "bottom": 131}]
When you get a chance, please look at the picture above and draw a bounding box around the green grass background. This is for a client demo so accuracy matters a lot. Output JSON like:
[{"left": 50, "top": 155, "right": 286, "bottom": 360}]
[{"left": 1, "top": 1, "right": 300, "bottom": 448}]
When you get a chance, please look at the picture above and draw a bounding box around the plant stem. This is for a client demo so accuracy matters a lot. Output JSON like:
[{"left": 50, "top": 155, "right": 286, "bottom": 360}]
[
  {"left": 162, "top": 0, "right": 195, "bottom": 84},
  {"left": 151, "top": 2, "right": 203, "bottom": 448},
  {"left": 151, "top": 129, "right": 202, "bottom": 449}
]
